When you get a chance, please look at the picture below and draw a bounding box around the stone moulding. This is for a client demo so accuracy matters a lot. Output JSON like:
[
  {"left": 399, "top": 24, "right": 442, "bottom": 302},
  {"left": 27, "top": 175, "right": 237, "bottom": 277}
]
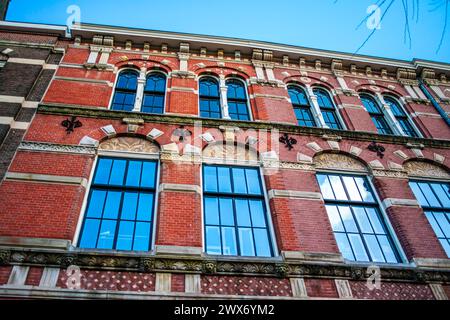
[
  {"left": 19, "top": 141, "right": 96, "bottom": 155},
  {"left": 0, "top": 248, "right": 449, "bottom": 283},
  {"left": 37, "top": 104, "right": 450, "bottom": 149}
]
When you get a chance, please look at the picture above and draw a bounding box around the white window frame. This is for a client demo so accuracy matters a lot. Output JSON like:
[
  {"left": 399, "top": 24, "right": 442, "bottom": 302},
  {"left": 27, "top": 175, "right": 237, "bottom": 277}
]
[
  {"left": 360, "top": 92, "right": 397, "bottom": 135},
  {"left": 311, "top": 86, "right": 347, "bottom": 130},
  {"left": 382, "top": 94, "right": 422, "bottom": 138},
  {"left": 287, "top": 83, "right": 319, "bottom": 128}
]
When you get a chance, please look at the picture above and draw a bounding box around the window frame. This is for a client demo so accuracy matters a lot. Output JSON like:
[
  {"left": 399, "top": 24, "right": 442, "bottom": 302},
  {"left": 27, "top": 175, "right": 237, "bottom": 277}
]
[
  {"left": 287, "top": 84, "right": 317, "bottom": 128},
  {"left": 141, "top": 70, "right": 168, "bottom": 114},
  {"left": 109, "top": 68, "right": 140, "bottom": 112},
  {"left": 317, "top": 169, "right": 407, "bottom": 265},
  {"left": 359, "top": 92, "right": 395, "bottom": 135},
  {"left": 74, "top": 152, "right": 161, "bottom": 252},
  {"left": 201, "top": 163, "right": 278, "bottom": 258},
  {"left": 312, "top": 86, "right": 346, "bottom": 130},
  {"left": 225, "top": 77, "right": 253, "bottom": 121},
  {"left": 383, "top": 95, "right": 421, "bottom": 138},
  {"left": 409, "top": 178, "right": 450, "bottom": 257},
  {"left": 198, "top": 75, "right": 222, "bottom": 119}
]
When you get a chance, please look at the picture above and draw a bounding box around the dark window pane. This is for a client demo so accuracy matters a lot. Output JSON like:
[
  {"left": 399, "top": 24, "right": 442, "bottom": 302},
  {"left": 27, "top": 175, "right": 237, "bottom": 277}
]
[
  {"left": 97, "top": 220, "right": 117, "bottom": 249},
  {"left": 200, "top": 77, "right": 219, "bottom": 97},
  {"left": 238, "top": 228, "right": 255, "bottom": 256},
  {"left": 235, "top": 199, "right": 251, "bottom": 227},
  {"left": 418, "top": 183, "right": 441, "bottom": 207},
  {"left": 221, "top": 227, "right": 237, "bottom": 255},
  {"left": 133, "top": 222, "right": 151, "bottom": 251},
  {"left": 219, "top": 198, "right": 234, "bottom": 226},
  {"left": 434, "top": 213, "right": 450, "bottom": 238},
  {"left": 249, "top": 200, "right": 266, "bottom": 228},
  {"left": 204, "top": 166, "right": 218, "bottom": 192},
  {"left": 425, "top": 212, "right": 445, "bottom": 238},
  {"left": 79, "top": 219, "right": 100, "bottom": 249},
  {"left": 94, "top": 158, "right": 112, "bottom": 184},
  {"left": 217, "top": 167, "right": 232, "bottom": 193},
  {"left": 431, "top": 184, "right": 450, "bottom": 208},
  {"left": 141, "top": 162, "right": 157, "bottom": 188},
  {"left": 206, "top": 226, "right": 221, "bottom": 255},
  {"left": 145, "top": 73, "right": 166, "bottom": 92},
  {"left": 204, "top": 197, "right": 220, "bottom": 225},
  {"left": 232, "top": 168, "right": 247, "bottom": 194},
  {"left": 246, "top": 169, "right": 262, "bottom": 195},
  {"left": 109, "top": 160, "right": 127, "bottom": 185},
  {"left": 361, "top": 95, "right": 381, "bottom": 114},
  {"left": 121, "top": 192, "right": 138, "bottom": 220},
  {"left": 126, "top": 161, "right": 142, "bottom": 187},
  {"left": 103, "top": 191, "right": 121, "bottom": 219},
  {"left": 116, "top": 221, "right": 134, "bottom": 251},
  {"left": 137, "top": 193, "right": 154, "bottom": 221},
  {"left": 254, "top": 229, "right": 271, "bottom": 257},
  {"left": 86, "top": 190, "right": 107, "bottom": 218}
]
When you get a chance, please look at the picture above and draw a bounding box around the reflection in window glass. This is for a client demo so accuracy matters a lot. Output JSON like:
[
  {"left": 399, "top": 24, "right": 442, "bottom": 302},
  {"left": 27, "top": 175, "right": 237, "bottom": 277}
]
[
  {"left": 317, "top": 173, "right": 401, "bottom": 263},
  {"left": 79, "top": 158, "right": 158, "bottom": 251},
  {"left": 203, "top": 165, "right": 273, "bottom": 257}
]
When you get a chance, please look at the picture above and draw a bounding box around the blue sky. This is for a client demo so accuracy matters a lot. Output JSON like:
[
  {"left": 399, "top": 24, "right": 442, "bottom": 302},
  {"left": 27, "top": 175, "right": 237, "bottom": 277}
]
[{"left": 5, "top": 0, "right": 450, "bottom": 63}]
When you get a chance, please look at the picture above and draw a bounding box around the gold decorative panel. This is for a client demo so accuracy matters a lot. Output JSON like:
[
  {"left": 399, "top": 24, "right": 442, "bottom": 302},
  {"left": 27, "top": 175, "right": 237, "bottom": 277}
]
[{"left": 99, "top": 137, "right": 159, "bottom": 154}]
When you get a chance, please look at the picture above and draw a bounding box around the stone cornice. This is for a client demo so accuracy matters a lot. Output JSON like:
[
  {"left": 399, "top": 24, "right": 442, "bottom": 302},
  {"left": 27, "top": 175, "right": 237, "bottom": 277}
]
[
  {"left": 37, "top": 104, "right": 450, "bottom": 149},
  {"left": 0, "top": 247, "right": 448, "bottom": 283}
]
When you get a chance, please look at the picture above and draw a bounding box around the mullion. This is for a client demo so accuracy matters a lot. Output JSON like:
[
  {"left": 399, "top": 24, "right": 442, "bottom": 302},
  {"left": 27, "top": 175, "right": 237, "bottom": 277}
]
[{"left": 228, "top": 169, "right": 240, "bottom": 256}]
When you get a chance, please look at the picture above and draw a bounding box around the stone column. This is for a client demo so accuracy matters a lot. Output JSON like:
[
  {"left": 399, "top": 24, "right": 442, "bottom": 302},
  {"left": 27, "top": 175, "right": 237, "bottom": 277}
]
[
  {"left": 219, "top": 75, "right": 231, "bottom": 119},
  {"left": 305, "top": 84, "right": 328, "bottom": 128},
  {"left": 133, "top": 67, "right": 147, "bottom": 112}
]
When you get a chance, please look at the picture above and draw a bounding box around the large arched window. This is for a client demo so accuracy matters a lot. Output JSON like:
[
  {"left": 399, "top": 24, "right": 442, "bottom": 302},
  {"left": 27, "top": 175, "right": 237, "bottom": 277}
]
[
  {"left": 288, "top": 85, "right": 316, "bottom": 127},
  {"left": 313, "top": 87, "right": 343, "bottom": 130},
  {"left": 226, "top": 79, "right": 250, "bottom": 121},
  {"left": 142, "top": 72, "right": 166, "bottom": 114},
  {"left": 360, "top": 93, "right": 393, "bottom": 135},
  {"left": 199, "top": 77, "right": 221, "bottom": 119},
  {"left": 383, "top": 96, "right": 419, "bottom": 137},
  {"left": 111, "top": 70, "right": 139, "bottom": 111}
]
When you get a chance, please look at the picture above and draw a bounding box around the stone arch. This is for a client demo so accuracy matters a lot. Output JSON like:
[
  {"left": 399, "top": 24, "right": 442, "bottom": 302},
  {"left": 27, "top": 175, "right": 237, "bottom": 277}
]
[
  {"left": 313, "top": 152, "right": 369, "bottom": 173},
  {"left": 99, "top": 136, "right": 160, "bottom": 154},
  {"left": 202, "top": 141, "right": 258, "bottom": 162},
  {"left": 404, "top": 159, "right": 450, "bottom": 180}
]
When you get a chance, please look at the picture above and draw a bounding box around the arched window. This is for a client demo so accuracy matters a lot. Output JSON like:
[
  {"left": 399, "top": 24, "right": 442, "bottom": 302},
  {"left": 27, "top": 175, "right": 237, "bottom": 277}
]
[
  {"left": 199, "top": 77, "right": 221, "bottom": 119},
  {"left": 142, "top": 72, "right": 166, "bottom": 114},
  {"left": 383, "top": 96, "right": 419, "bottom": 137},
  {"left": 313, "top": 87, "right": 343, "bottom": 130},
  {"left": 288, "top": 85, "right": 316, "bottom": 127},
  {"left": 226, "top": 79, "right": 250, "bottom": 121},
  {"left": 360, "top": 93, "right": 393, "bottom": 135},
  {"left": 111, "top": 70, "right": 139, "bottom": 111}
]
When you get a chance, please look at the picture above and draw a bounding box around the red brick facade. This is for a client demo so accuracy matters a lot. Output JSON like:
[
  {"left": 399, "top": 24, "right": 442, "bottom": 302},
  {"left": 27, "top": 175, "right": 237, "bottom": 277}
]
[{"left": 0, "top": 22, "right": 449, "bottom": 300}]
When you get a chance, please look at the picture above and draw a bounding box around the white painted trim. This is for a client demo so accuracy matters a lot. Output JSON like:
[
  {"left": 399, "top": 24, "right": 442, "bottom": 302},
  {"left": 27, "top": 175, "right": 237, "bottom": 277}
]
[
  {"left": 5, "top": 172, "right": 88, "bottom": 188},
  {"left": 7, "top": 57, "right": 46, "bottom": 65},
  {"left": 0, "top": 95, "right": 25, "bottom": 103}
]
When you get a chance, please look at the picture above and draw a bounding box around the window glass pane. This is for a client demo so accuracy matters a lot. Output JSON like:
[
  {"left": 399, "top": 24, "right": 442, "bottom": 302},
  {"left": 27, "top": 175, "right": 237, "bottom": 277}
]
[
  {"left": 97, "top": 220, "right": 117, "bottom": 249},
  {"left": 219, "top": 198, "right": 234, "bottom": 226},
  {"left": 217, "top": 167, "right": 232, "bottom": 193},
  {"left": 116, "top": 221, "right": 134, "bottom": 251},
  {"left": 109, "top": 160, "right": 127, "bottom": 185},
  {"left": 364, "top": 234, "right": 385, "bottom": 262},
  {"left": 94, "top": 158, "right": 112, "bottom": 184},
  {"left": 337, "top": 206, "right": 358, "bottom": 233},
  {"left": 335, "top": 233, "right": 355, "bottom": 261},
  {"left": 245, "top": 169, "right": 262, "bottom": 195},
  {"left": 206, "top": 226, "right": 221, "bottom": 255},
  {"left": 365, "top": 208, "right": 386, "bottom": 234},
  {"left": 121, "top": 192, "right": 138, "bottom": 220},
  {"left": 103, "top": 191, "right": 122, "bottom": 219},
  {"left": 204, "top": 166, "right": 218, "bottom": 192},
  {"left": 329, "top": 176, "right": 348, "bottom": 200},
  {"left": 353, "top": 207, "right": 373, "bottom": 233},
  {"left": 354, "top": 178, "right": 375, "bottom": 203},
  {"left": 377, "top": 235, "right": 398, "bottom": 263},
  {"left": 342, "top": 176, "right": 362, "bottom": 202},
  {"left": 79, "top": 219, "right": 100, "bottom": 249},
  {"left": 418, "top": 183, "right": 441, "bottom": 207},
  {"left": 425, "top": 212, "right": 445, "bottom": 238},
  {"left": 325, "top": 205, "right": 345, "bottom": 232},
  {"left": 232, "top": 168, "right": 247, "bottom": 194},
  {"left": 200, "top": 78, "right": 219, "bottom": 97},
  {"left": 204, "top": 197, "right": 220, "bottom": 225},
  {"left": 317, "top": 174, "right": 335, "bottom": 200},
  {"left": 249, "top": 200, "right": 266, "bottom": 228},
  {"left": 133, "top": 222, "right": 151, "bottom": 251},
  {"left": 235, "top": 199, "right": 251, "bottom": 227},
  {"left": 137, "top": 193, "right": 154, "bottom": 221},
  {"left": 86, "top": 190, "right": 107, "bottom": 218},
  {"left": 125, "top": 161, "right": 142, "bottom": 187},
  {"left": 431, "top": 184, "right": 450, "bottom": 208},
  {"left": 254, "top": 229, "right": 272, "bottom": 257},
  {"left": 141, "top": 162, "right": 156, "bottom": 188},
  {"left": 439, "top": 239, "right": 450, "bottom": 257},
  {"left": 409, "top": 182, "right": 429, "bottom": 207},
  {"left": 238, "top": 228, "right": 255, "bottom": 256},
  {"left": 348, "top": 233, "right": 370, "bottom": 262},
  {"left": 221, "top": 227, "right": 237, "bottom": 255},
  {"left": 433, "top": 212, "right": 450, "bottom": 238}
]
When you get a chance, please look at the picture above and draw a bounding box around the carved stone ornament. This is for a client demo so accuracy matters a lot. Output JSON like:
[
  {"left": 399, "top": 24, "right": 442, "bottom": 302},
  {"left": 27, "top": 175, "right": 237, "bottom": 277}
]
[
  {"left": 404, "top": 160, "right": 450, "bottom": 179},
  {"left": 314, "top": 153, "right": 368, "bottom": 172},
  {"left": 99, "top": 137, "right": 160, "bottom": 154},
  {"left": 202, "top": 143, "right": 258, "bottom": 162}
]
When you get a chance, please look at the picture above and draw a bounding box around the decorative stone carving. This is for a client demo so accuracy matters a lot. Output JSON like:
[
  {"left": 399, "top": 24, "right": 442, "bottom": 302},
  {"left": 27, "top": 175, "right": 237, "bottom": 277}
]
[
  {"left": 314, "top": 153, "right": 368, "bottom": 172},
  {"left": 19, "top": 142, "right": 96, "bottom": 155},
  {"left": 404, "top": 160, "right": 450, "bottom": 179},
  {"left": 99, "top": 137, "right": 160, "bottom": 154},
  {"left": 203, "top": 143, "right": 258, "bottom": 161}
]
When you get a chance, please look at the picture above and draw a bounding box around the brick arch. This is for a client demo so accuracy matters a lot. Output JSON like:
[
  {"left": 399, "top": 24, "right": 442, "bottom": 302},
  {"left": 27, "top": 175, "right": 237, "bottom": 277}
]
[
  {"left": 355, "top": 83, "right": 404, "bottom": 98},
  {"left": 195, "top": 66, "right": 251, "bottom": 80},
  {"left": 114, "top": 58, "right": 173, "bottom": 73}
]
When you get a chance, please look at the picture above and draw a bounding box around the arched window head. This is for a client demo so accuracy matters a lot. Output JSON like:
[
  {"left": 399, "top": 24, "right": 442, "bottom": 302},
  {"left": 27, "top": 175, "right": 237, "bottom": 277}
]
[
  {"left": 226, "top": 79, "right": 250, "bottom": 121},
  {"left": 142, "top": 72, "right": 166, "bottom": 114},
  {"left": 199, "top": 77, "right": 221, "bottom": 119},
  {"left": 383, "top": 96, "right": 419, "bottom": 137},
  {"left": 111, "top": 70, "right": 139, "bottom": 111},
  {"left": 313, "top": 88, "right": 343, "bottom": 130},
  {"left": 360, "top": 93, "right": 393, "bottom": 135},
  {"left": 288, "top": 85, "right": 316, "bottom": 127}
]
